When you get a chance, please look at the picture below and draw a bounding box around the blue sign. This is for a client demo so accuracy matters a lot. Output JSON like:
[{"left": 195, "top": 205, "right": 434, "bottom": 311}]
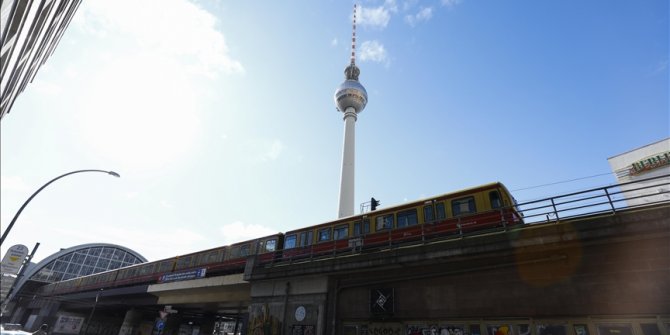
[
  {"left": 156, "top": 320, "right": 165, "bottom": 331},
  {"left": 159, "top": 268, "right": 207, "bottom": 283}
]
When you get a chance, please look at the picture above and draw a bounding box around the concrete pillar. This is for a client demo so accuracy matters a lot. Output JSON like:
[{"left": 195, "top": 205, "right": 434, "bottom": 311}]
[{"left": 118, "top": 309, "right": 143, "bottom": 335}]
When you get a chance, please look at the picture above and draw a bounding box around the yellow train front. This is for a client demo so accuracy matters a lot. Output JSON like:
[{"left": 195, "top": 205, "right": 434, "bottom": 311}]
[{"left": 281, "top": 182, "right": 522, "bottom": 260}]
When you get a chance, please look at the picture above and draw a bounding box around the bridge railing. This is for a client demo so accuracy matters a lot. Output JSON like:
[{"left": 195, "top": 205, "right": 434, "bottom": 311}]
[{"left": 515, "top": 173, "right": 669, "bottom": 224}]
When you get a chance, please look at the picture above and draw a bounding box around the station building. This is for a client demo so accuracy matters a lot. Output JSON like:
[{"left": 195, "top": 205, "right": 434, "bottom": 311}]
[{"left": 2, "top": 243, "right": 146, "bottom": 329}]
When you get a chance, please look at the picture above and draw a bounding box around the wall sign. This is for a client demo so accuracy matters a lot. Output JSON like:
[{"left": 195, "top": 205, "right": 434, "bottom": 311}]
[
  {"left": 295, "top": 306, "right": 306, "bottom": 322},
  {"left": 370, "top": 288, "right": 394, "bottom": 316},
  {"left": 629, "top": 151, "right": 670, "bottom": 175}
]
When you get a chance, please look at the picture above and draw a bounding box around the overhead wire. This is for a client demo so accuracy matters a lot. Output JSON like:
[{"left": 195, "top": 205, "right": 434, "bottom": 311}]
[{"left": 511, "top": 172, "right": 615, "bottom": 192}]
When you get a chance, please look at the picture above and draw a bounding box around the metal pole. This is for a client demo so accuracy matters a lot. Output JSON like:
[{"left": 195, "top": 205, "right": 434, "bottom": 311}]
[
  {"left": 83, "top": 290, "right": 101, "bottom": 335},
  {"left": 0, "top": 169, "right": 120, "bottom": 246}
]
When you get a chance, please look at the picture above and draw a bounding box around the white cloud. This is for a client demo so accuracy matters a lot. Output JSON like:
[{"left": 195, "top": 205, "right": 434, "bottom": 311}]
[
  {"left": 331, "top": 38, "right": 338, "bottom": 47},
  {"left": 219, "top": 221, "right": 277, "bottom": 245},
  {"left": 358, "top": 5, "right": 392, "bottom": 29},
  {"left": 405, "top": 7, "right": 433, "bottom": 26},
  {"left": 77, "top": 0, "right": 243, "bottom": 77},
  {"left": 442, "top": 0, "right": 462, "bottom": 8},
  {"left": 360, "top": 40, "right": 389, "bottom": 66}
]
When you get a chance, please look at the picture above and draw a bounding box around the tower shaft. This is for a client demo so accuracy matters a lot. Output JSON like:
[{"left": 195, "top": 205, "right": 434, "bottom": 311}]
[{"left": 338, "top": 107, "right": 357, "bottom": 218}]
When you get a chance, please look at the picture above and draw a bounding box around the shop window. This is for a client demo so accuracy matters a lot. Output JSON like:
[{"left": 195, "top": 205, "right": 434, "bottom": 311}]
[
  {"left": 640, "top": 324, "right": 661, "bottom": 335},
  {"left": 596, "top": 324, "right": 632, "bottom": 335}
]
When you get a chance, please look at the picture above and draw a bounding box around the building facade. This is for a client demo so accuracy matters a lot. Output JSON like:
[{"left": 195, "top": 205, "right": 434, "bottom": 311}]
[
  {"left": 1, "top": 0, "right": 82, "bottom": 119},
  {"left": 608, "top": 138, "right": 670, "bottom": 207}
]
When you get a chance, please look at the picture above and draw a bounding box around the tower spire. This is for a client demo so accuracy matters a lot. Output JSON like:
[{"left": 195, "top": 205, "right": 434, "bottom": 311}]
[
  {"left": 346, "top": 4, "right": 360, "bottom": 81},
  {"left": 351, "top": 3, "right": 357, "bottom": 66}
]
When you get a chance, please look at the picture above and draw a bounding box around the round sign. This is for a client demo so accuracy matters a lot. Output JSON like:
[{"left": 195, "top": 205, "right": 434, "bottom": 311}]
[{"left": 294, "top": 306, "right": 306, "bottom": 322}]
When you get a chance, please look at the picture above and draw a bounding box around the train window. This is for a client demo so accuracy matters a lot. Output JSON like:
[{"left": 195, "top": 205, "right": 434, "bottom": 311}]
[
  {"left": 300, "top": 231, "right": 313, "bottom": 247},
  {"left": 158, "top": 260, "right": 173, "bottom": 273},
  {"left": 265, "top": 239, "right": 277, "bottom": 252},
  {"left": 176, "top": 256, "right": 193, "bottom": 269},
  {"left": 139, "top": 264, "right": 154, "bottom": 276},
  {"left": 452, "top": 196, "right": 476, "bottom": 216},
  {"left": 199, "top": 250, "right": 222, "bottom": 265},
  {"left": 489, "top": 191, "right": 502, "bottom": 209},
  {"left": 334, "top": 224, "right": 349, "bottom": 240},
  {"left": 353, "top": 219, "right": 370, "bottom": 236},
  {"left": 284, "top": 235, "right": 297, "bottom": 249},
  {"left": 396, "top": 209, "right": 418, "bottom": 228},
  {"left": 376, "top": 214, "right": 393, "bottom": 230},
  {"left": 318, "top": 227, "right": 332, "bottom": 241},
  {"left": 436, "top": 202, "right": 446, "bottom": 219},
  {"left": 240, "top": 244, "right": 250, "bottom": 256},
  {"left": 423, "top": 205, "right": 434, "bottom": 222}
]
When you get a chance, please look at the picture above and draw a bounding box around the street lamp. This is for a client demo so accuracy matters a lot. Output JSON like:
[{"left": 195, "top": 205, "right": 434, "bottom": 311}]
[{"left": 0, "top": 169, "right": 120, "bottom": 246}]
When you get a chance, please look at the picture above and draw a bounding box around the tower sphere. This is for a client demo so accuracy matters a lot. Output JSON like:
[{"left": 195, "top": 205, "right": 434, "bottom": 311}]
[{"left": 334, "top": 78, "right": 368, "bottom": 113}]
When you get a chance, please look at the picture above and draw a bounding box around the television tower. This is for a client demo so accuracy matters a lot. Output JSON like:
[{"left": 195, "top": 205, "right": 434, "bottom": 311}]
[{"left": 334, "top": 4, "right": 368, "bottom": 218}]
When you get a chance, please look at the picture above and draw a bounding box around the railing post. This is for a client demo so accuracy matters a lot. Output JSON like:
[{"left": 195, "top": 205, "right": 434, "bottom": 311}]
[
  {"left": 604, "top": 188, "right": 616, "bottom": 213},
  {"left": 458, "top": 217, "right": 463, "bottom": 238},
  {"left": 500, "top": 208, "right": 506, "bottom": 230},
  {"left": 421, "top": 223, "right": 425, "bottom": 243},
  {"left": 550, "top": 198, "right": 560, "bottom": 221}
]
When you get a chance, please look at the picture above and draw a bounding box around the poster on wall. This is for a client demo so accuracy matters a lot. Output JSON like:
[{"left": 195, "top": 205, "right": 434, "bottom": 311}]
[
  {"left": 574, "top": 325, "right": 590, "bottom": 335},
  {"left": 291, "top": 325, "right": 314, "bottom": 335},
  {"left": 54, "top": 315, "right": 85, "bottom": 334}
]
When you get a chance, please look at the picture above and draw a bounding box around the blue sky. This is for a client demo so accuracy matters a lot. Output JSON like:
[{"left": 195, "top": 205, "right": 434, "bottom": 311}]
[{"left": 1, "top": 0, "right": 668, "bottom": 262}]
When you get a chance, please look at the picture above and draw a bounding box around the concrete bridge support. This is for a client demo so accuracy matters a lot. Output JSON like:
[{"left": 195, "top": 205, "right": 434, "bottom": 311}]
[{"left": 248, "top": 275, "right": 331, "bottom": 335}]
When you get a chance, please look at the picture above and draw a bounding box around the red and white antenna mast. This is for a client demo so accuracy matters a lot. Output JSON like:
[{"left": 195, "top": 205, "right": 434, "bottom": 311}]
[{"left": 351, "top": 4, "right": 357, "bottom": 66}]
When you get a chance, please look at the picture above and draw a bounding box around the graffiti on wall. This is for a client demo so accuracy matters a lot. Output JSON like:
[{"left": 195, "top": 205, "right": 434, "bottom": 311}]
[
  {"left": 486, "top": 325, "right": 530, "bottom": 335},
  {"left": 248, "top": 304, "right": 281, "bottom": 335},
  {"left": 406, "top": 324, "right": 481, "bottom": 335}
]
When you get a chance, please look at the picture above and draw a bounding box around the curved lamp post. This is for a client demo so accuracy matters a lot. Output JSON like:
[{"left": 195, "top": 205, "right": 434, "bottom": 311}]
[{"left": 0, "top": 169, "right": 120, "bottom": 246}]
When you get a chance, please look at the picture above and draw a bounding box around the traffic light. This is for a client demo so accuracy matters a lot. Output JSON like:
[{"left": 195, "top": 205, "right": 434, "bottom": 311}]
[{"left": 371, "top": 197, "right": 380, "bottom": 211}]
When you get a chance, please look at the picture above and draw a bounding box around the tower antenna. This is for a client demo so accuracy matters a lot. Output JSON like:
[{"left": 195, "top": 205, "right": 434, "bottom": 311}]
[{"left": 351, "top": 4, "right": 357, "bottom": 66}]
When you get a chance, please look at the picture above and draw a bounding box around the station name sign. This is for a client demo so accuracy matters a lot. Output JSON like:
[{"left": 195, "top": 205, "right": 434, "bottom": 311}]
[
  {"left": 159, "top": 268, "right": 206, "bottom": 283},
  {"left": 629, "top": 151, "right": 670, "bottom": 176}
]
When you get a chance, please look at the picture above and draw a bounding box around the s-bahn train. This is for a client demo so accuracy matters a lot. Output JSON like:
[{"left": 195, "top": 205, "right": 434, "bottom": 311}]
[{"left": 39, "top": 182, "right": 522, "bottom": 296}]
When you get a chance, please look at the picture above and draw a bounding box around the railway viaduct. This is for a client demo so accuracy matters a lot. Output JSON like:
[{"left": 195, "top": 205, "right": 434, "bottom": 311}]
[{"left": 8, "top": 203, "right": 670, "bottom": 335}]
